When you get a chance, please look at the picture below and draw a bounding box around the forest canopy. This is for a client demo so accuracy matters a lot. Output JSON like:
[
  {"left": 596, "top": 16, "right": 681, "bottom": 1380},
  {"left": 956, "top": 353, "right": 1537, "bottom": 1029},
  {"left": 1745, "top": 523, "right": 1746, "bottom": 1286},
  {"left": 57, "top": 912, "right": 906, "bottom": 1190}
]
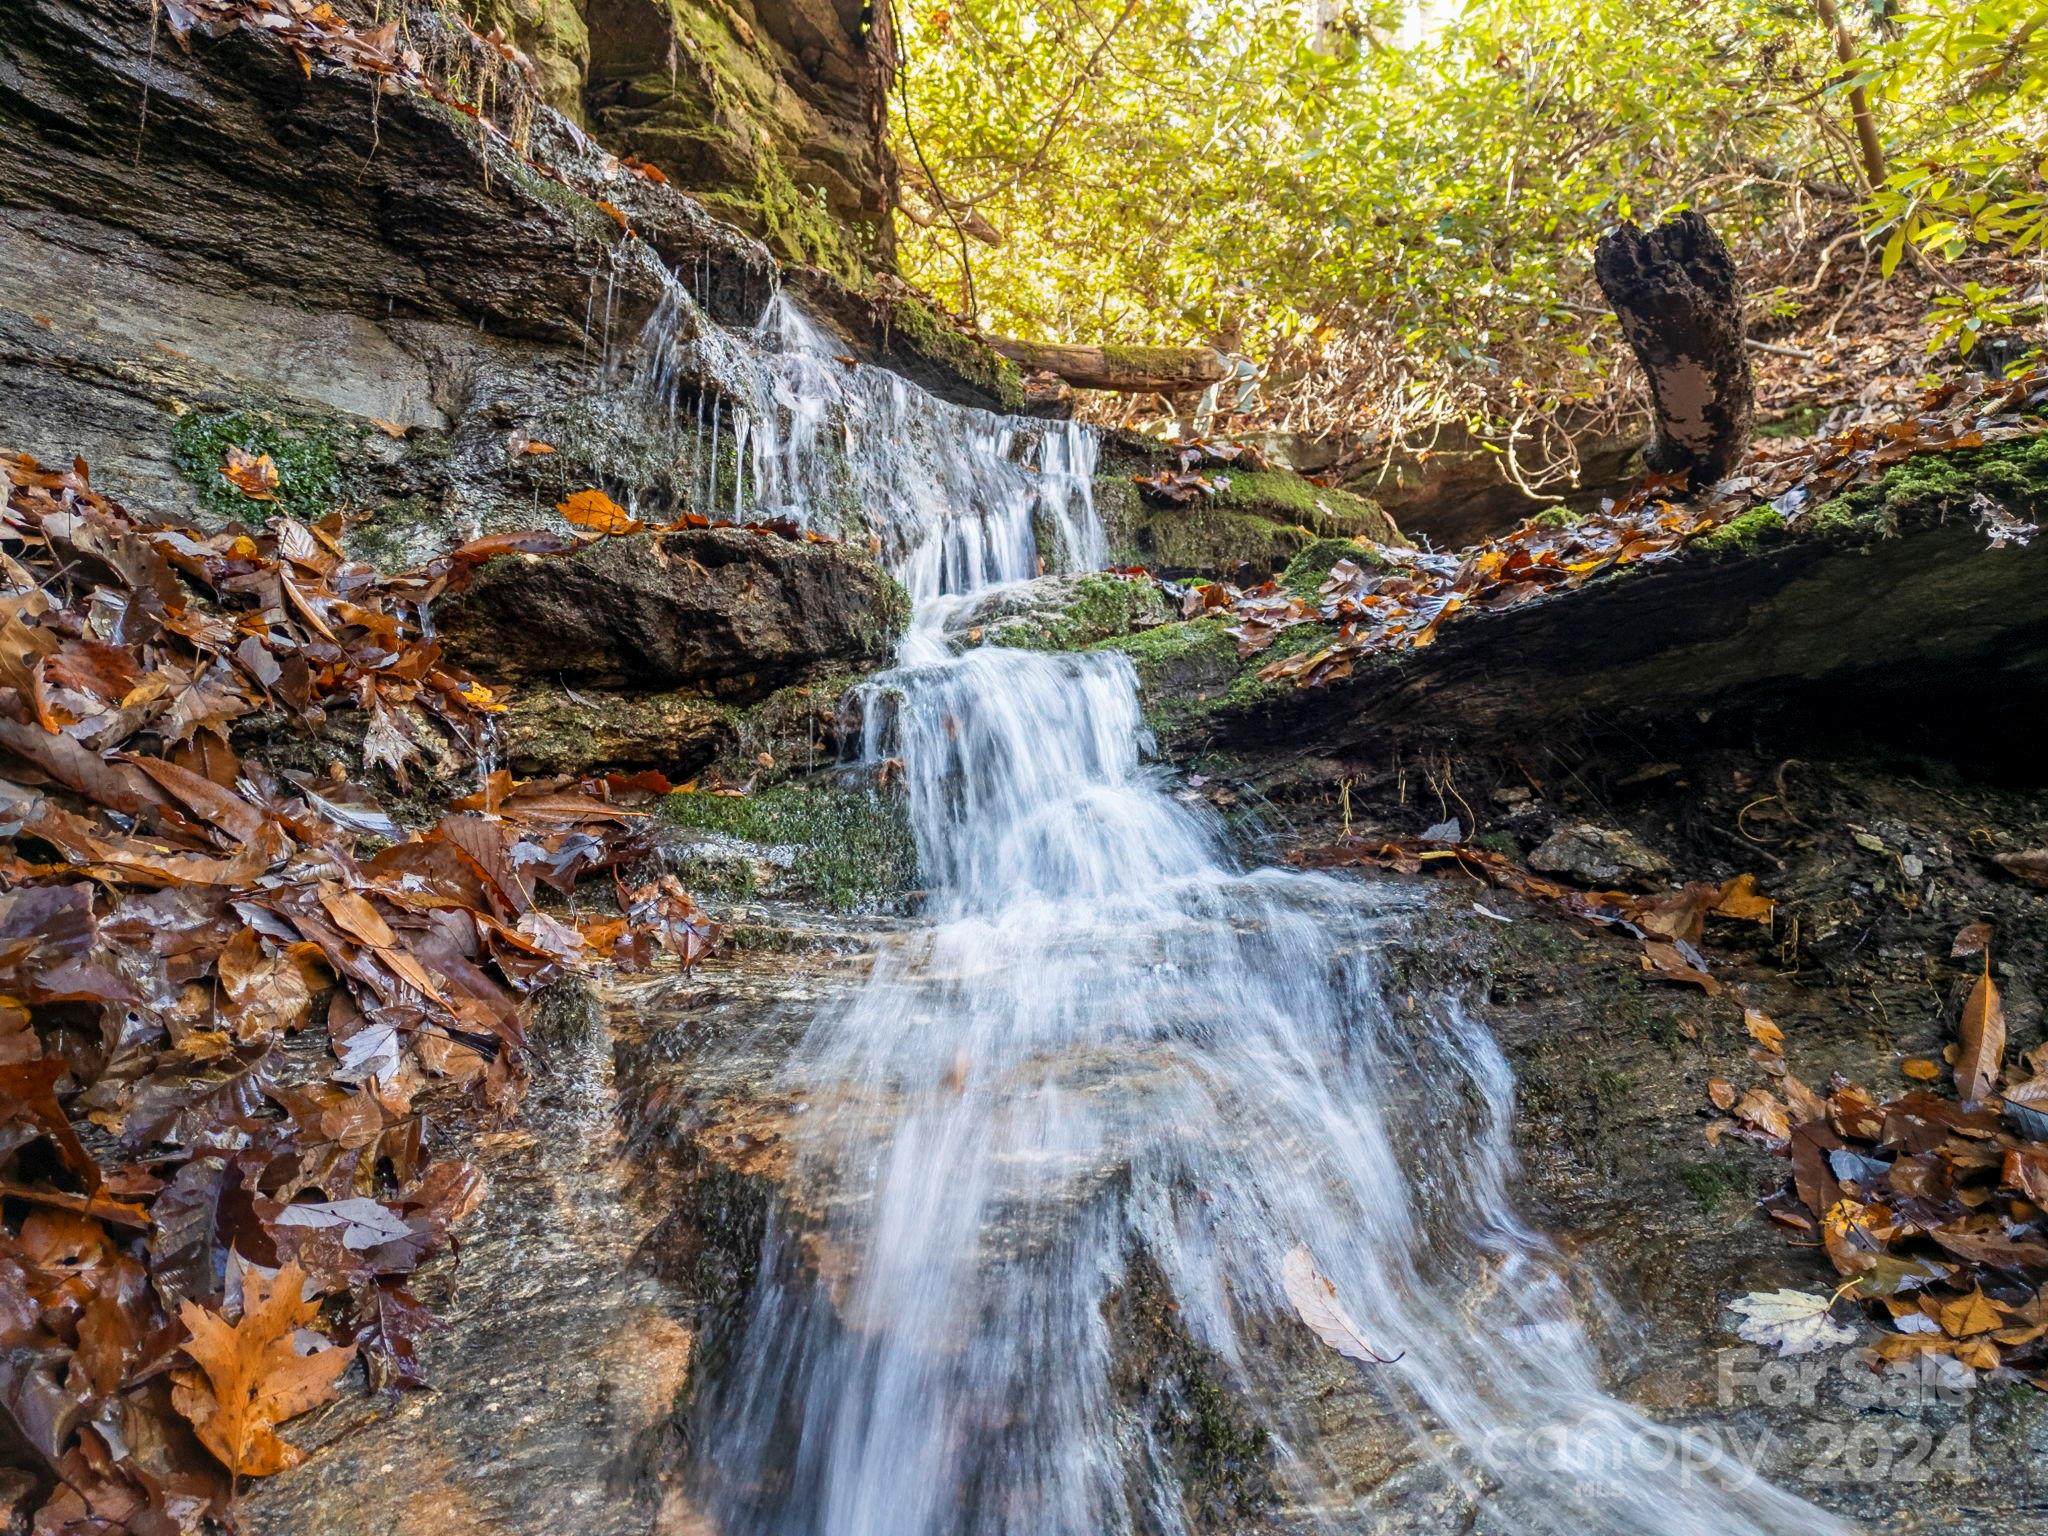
[{"left": 890, "top": 0, "right": 2048, "bottom": 486}]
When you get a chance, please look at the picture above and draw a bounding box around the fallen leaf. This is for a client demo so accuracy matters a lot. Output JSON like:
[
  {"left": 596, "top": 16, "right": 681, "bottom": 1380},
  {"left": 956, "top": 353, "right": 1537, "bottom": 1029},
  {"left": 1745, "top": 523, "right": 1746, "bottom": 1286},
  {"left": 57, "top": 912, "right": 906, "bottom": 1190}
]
[
  {"left": 1951, "top": 921, "right": 1994, "bottom": 958},
  {"left": 558, "top": 487, "right": 639, "bottom": 535},
  {"left": 1712, "top": 873, "right": 1775, "bottom": 925},
  {"left": 1744, "top": 1008, "right": 1784, "bottom": 1053},
  {"left": 220, "top": 445, "right": 280, "bottom": 502},
  {"left": 1901, "top": 1058, "right": 1942, "bottom": 1081},
  {"left": 1728, "top": 1289, "right": 1855, "bottom": 1356},
  {"left": 174, "top": 1259, "right": 355, "bottom": 1478},
  {"left": 1993, "top": 850, "right": 2048, "bottom": 888},
  {"left": 1280, "top": 1245, "right": 1400, "bottom": 1364},
  {"left": 1957, "top": 961, "right": 2004, "bottom": 1105}
]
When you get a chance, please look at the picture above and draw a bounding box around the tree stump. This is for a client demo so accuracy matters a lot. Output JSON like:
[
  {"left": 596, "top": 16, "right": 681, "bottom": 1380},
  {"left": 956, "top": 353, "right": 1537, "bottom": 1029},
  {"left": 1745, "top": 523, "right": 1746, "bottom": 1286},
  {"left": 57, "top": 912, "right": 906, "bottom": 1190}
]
[{"left": 1594, "top": 211, "right": 1754, "bottom": 490}]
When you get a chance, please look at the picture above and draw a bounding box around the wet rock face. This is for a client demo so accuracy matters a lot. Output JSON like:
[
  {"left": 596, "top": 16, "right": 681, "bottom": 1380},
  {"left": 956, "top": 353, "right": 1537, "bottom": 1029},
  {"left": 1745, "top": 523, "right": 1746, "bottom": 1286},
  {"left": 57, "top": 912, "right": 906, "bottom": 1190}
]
[
  {"left": 438, "top": 526, "right": 906, "bottom": 693},
  {"left": 581, "top": 0, "right": 897, "bottom": 277}
]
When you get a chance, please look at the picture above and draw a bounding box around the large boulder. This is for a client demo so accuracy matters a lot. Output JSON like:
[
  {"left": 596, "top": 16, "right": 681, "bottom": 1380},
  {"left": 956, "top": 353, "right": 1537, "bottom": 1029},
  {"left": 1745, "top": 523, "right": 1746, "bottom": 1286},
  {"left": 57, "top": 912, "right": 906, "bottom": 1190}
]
[{"left": 437, "top": 527, "right": 907, "bottom": 695}]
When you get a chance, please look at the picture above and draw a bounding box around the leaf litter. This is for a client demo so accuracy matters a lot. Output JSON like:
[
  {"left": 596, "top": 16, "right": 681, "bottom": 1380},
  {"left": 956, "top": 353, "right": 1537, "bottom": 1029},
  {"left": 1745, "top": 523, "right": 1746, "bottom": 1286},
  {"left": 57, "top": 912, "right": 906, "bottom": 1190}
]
[
  {"left": 1176, "top": 366, "right": 2045, "bottom": 688},
  {"left": 0, "top": 452, "right": 723, "bottom": 1529}
]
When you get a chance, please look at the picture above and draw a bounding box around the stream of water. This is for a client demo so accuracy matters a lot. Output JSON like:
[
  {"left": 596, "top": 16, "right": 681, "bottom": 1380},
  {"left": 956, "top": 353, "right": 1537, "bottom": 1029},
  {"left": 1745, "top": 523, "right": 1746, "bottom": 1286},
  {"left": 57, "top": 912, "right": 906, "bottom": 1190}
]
[{"left": 641, "top": 284, "right": 1854, "bottom": 1536}]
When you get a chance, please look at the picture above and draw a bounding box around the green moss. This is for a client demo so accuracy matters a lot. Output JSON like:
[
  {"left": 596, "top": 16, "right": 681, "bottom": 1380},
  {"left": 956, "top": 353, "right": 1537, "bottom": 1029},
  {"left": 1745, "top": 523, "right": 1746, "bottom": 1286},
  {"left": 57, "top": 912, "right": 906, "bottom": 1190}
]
[
  {"left": 170, "top": 408, "right": 345, "bottom": 524},
  {"left": 1804, "top": 431, "right": 2048, "bottom": 539},
  {"left": 660, "top": 783, "right": 915, "bottom": 911},
  {"left": 888, "top": 298, "right": 1025, "bottom": 412},
  {"left": 1755, "top": 403, "right": 1826, "bottom": 440},
  {"left": 1216, "top": 469, "right": 1394, "bottom": 542},
  {"left": 1677, "top": 1157, "right": 1753, "bottom": 1212},
  {"left": 1530, "top": 507, "right": 1581, "bottom": 530},
  {"left": 1692, "top": 507, "right": 1786, "bottom": 554},
  {"left": 1279, "top": 536, "right": 1382, "bottom": 596},
  {"left": 978, "top": 573, "right": 1170, "bottom": 651}
]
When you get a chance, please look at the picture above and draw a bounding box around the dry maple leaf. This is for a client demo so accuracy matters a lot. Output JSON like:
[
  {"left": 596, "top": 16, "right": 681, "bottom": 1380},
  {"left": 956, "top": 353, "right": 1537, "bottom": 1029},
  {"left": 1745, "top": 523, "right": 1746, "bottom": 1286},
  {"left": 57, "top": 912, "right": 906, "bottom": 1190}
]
[
  {"left": 174, "top": 1259, "right": 355, "bottom": 1479},
  {"left": 220, "top": 445, "right": 280, "bottom": 502}
]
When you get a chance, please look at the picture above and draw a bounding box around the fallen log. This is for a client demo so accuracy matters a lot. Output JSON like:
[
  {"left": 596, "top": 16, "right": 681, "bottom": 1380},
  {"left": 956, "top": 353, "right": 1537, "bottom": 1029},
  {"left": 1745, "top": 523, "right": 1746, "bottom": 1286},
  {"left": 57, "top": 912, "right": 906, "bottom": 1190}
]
[
  {"left": 1594, "top": 210, "right": 1755, "bottom": 490},
  {"left": 986, "top": 337, "right": 1228, "bottom": 394}
]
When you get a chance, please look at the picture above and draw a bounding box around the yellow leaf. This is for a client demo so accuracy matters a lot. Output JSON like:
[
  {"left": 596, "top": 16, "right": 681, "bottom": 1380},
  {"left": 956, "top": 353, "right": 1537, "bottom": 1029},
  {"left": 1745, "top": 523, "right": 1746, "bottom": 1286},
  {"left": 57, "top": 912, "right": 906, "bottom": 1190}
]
[
  {"left": 1901, "top": 1058, "right": 1941, "bottom": 1081},
  {"left": 1712, "top": 873, "right": 1775, "bottom": 925},
  {"left": 1744, "top": 1008, "right": 1784, "bottom": 1054}
]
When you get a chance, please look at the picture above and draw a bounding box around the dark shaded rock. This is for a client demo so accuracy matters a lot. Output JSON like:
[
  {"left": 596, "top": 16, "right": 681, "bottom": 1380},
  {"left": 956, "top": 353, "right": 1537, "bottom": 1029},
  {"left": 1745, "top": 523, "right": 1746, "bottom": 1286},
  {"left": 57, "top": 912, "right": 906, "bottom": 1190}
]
[{"left": 438, "top": 527, "right": 906, "bottom": 694}]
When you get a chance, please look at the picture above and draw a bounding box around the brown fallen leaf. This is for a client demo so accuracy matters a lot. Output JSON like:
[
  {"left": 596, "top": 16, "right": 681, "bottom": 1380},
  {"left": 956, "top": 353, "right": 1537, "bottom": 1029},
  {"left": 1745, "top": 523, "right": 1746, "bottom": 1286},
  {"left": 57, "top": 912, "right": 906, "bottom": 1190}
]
[
  {"left": 1901, "top": 1058, "right": 1942, "bottom": 1082},
  {"left": 1732, "top": 1087, "right": 1791, "bottom": 1140},
  {"left": 1993, "top": 850, "right": 2048, "bottom": 889},
  {"left": 220, "top": 445, "right": 280, "bottom": 502},
  {"left": 174, "top": 1259, "right": 355, "bottom": 1479},
  {"left": 1957, "top": 959, "right": 2005, "bottom": 1105},
  {"left": 1712, "top": 873, "right": 1775, "bottom": 925},
  {"left": 1707, "top": 1077, "right": 1737, "bottom": 1111},
  {"left": 1951, "top": 921, "right": 1994, "bottom": 958}
]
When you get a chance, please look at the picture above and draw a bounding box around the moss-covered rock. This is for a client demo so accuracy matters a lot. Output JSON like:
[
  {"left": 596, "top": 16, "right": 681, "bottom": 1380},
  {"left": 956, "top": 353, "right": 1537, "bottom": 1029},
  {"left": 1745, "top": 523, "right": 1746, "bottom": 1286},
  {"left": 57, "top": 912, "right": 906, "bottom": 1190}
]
[
  {"left": 1279, "top": 536, "right": 1384, "bottom": 596},
  {"left": 169, "top": 407, "right": 347, "bottom": 524},
  {"left": 949, "top": 572, "right": 1171, "bottom": 652},
  {"left": 659, "top": 783, "right": 916, "bottom": 910},
  {"left": 584, "top": 0, "right": 897, "bottom": 279},
  {"left": 886, "top": 297, "right": 1026, "bottom": 414},
  {"left": 1691, "top": 506, "right": 1786, "bottom": 555},
  {"left": 1802, "top": 430, "right": 2048, "bottom": 539},
  {"left": 464, "top": 0, "right": 590, "bottom": 116},
  {"left": 1094, "top": 438, "right": 1401, "bottom": 580}
]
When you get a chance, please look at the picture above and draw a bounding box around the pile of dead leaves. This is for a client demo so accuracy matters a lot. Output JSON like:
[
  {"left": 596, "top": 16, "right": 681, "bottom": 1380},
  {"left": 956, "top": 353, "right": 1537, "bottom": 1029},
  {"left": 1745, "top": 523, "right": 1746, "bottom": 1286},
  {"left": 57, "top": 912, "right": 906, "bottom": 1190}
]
[
  {"left": 1710, "top": 928, "right": 2048, "bottom": 1385},
  {"left": 1, "top": 454, "right": 713, "bottom": 1530},
  {"left": 1293, "top": 836, "right": 1773, "bottom": 989},
  {"left": 1203, "top": 366, "right": 2046, "bottom": 688},
  {"left": 1132, "top": 438, "right": 1271, "bottom": 506}
]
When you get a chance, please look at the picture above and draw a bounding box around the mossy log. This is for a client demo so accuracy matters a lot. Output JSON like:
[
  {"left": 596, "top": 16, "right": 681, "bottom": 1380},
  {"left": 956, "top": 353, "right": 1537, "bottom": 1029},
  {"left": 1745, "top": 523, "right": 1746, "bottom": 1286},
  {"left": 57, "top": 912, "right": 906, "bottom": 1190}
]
[
  {"left": 1594, "top": 210, "right": 1754, "bottom": 490},
  {"left": 986, "top": 338, "right": 1228, "bottom": 394}
]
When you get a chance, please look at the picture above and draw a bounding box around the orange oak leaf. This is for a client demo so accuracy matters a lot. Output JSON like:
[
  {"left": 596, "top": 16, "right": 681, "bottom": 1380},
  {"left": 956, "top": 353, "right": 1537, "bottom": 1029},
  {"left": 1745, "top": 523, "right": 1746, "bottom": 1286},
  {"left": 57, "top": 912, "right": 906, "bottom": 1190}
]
[{"left": 173, "top": 1260, "right": 355, "bottom": 1479}]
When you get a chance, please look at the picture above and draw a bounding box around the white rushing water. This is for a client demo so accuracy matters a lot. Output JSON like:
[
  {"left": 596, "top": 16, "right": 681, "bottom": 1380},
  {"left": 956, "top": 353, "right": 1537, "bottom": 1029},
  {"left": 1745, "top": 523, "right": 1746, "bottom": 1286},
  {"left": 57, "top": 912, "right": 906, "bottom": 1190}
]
[{"left": 642, "top": 283, "right": 1854, "bottom": 1536}]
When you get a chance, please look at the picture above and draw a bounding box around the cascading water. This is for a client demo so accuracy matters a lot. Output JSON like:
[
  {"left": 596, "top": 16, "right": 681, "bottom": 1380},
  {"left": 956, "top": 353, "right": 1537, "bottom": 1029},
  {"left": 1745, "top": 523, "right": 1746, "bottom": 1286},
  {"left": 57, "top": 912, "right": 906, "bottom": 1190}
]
[{"left": 637, "top": 281, "right": 1855, "bottom": 1535}]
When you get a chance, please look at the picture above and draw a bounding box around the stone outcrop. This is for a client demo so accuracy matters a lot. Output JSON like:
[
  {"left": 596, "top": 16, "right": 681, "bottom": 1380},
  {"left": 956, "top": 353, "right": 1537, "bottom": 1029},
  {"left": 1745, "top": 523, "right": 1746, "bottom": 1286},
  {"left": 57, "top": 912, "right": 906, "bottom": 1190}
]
[
  {"left": 440, "top": 528, "right": 905, "bottom": 692},
  {"left": 437, "top": 527, "right": 905, "bottom": 774}
]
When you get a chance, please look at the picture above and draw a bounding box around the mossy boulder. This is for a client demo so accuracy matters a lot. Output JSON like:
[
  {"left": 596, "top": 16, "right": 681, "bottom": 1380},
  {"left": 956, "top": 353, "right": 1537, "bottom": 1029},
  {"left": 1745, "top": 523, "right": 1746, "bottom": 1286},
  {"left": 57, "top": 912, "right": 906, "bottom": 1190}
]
[
  {"left": 1094, "top": 438, "right": 1402, "bottom": 581},
  {"left": 659, "top": 782, "right": 916, "bottom": 910},
  {"left": 583, "top": 0, "right": 897, "bottom": 278},
  {"left": 1280, "top": 536, "right": 1385, "bottom": 596},
  {"left": 946, "top": 572, "right": 1171, "bottom": 652}
]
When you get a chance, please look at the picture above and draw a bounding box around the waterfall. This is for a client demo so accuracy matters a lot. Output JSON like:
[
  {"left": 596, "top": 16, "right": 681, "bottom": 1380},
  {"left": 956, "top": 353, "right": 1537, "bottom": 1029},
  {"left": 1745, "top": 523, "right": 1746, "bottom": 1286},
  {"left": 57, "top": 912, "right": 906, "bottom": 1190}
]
[{"left": 638, "top": 285, "right": 1852, "bottom": 1536}]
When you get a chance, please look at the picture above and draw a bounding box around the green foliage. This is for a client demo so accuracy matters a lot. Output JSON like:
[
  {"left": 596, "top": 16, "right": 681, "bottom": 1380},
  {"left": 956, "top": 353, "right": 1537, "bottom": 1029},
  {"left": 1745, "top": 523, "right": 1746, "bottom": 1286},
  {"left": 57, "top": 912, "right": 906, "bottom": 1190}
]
[
  {"left": 170, "top": 409, "right": 343, "bottom": 524},
  {"left": 893, "top": 1, "right": 2048, "bottom": 472}
]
